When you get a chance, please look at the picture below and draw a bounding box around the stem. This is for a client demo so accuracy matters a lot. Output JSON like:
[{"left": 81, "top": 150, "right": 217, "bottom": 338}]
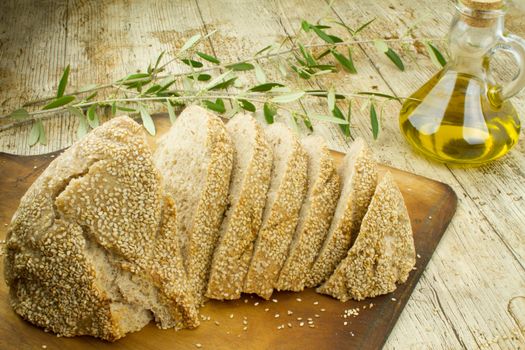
[{"left": 14, "top": 36, "right": 443, "bottom": 110}]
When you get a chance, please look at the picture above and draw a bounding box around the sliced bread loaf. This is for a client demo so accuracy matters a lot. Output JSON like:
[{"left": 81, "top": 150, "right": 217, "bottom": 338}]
[
  {"left": 317, "top": 172, "right": 416, "bottom": 301},
  {"left": 206, "top": 114, "right": 273, "bottom": 300},
  {"left": 243, "top": 123, "right": 308, "bottom": 300},
  {"left": 154, "top": 105, "right": 234, "bottom": 303},
  {"left": 275, "top": 136, "right": 340, "bottom": 292},
  {"left": 306, "top": 137, "right": 377, "bottom": 288},
  {"left": 4, "top": 117, "right": 199, "bottom": 341}
]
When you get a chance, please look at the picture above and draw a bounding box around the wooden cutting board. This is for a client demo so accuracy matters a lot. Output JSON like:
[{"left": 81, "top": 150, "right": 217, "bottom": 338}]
[{"left": 0, "top": 115, "right": 457, "bottom": 350}]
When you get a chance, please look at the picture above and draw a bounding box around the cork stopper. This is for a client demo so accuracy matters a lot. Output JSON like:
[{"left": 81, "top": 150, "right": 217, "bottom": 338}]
[{"left": 458, "top": 0, "right": 505, "bottom": 27}]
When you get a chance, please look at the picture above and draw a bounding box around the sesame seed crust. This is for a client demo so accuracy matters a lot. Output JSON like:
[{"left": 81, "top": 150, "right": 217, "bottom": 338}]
[
  {"left": 243, "top": 124, "right": 308, "bottom": 300},
  {"left": 155, "top": 106, "right": 234, "bottom": 304},
  {"left": 4, "top": 117, "right": 198, "bottom": 341},
  {"left": 306, "top": 138, "right": 378, "bottom": 288},
  {"left": 206, "top": 114, "right": 273, "bottom": 300},
  {"left": 317, "top": 172, "right": 416, "bottom": 301},
  {"left": 276, "top": 137, "right": 340, "bottom": 292}
]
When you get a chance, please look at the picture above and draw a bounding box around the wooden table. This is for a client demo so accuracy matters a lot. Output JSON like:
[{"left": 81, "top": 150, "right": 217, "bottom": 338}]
[{"left": 0, "top": 0, "right": 524, "bottom": 349}]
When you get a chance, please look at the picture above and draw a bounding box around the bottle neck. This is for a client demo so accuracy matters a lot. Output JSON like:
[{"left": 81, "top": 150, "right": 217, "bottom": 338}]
[{"left": 448, "top": 4, "right": 505, "bottom": 76}]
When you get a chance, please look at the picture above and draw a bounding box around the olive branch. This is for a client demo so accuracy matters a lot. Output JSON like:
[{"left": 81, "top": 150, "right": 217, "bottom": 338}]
[{"left": 1, "top": 18, "right": 447, "bottom": 146}]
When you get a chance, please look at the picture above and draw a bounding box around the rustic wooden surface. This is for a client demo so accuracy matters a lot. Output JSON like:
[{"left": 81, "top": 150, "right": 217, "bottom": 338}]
[
  {"left": 0, "top": 114, "right": 457, "bottom": 350},
  {"left": 0, "top": 0, "right": 524, "bottom": 349}
]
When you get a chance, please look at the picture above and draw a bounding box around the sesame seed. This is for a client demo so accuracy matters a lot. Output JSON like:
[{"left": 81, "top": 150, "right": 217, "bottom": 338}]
[
  {"left": 296, "top": 298, "right": 302, "bottom": 302},
  {"left": 287, "top": 323, "right": 292, "bottom": 328},
  {"left": 313, "top": 301, "right": 319, "bottom": 305},
  {"left": 244, "top": 299, "right": 248, "bottom": 303},
  {"left": 287, "top": 310, "right": 293, "bottom": 315},
  {"left": 274, "top": 313, "right": 280, "bottom": 318},
  {"left": 315, "top": 314, "right": 320, "bottom": 318},
  {"left": 243, "top": 326, "right": 248, "bottom": 331},
  {"left": 272, "top": 299, "right": 278, "bottom": 303},
  {"left": 297, "top": 317, "right": 302, "bottom": 321},
  {"left": 195, "top": 344, "right": 202, "bottom": 348},
  {"left": 299, "top": 322, "right": 304, "bottom": 327},
  {"left": 264, "top": 308, "right": 269, "bottom": 312},
  {"left": 215, "top": 321, "right": 220, "bottom": 326},
  {"left": 254, "top": 302, "right": 259, "bottom": 306},
  {"left": 320, "top": 308, "right": 326, "bottom": 312},
  {"left": 243, "top": 320, "right": 248, "bottom": 325},
  {"left": 344, "top": 321, "right": 348, "bottom": 326},
  {"left": 417, "top": 254, "right": 421, "bottom": 258},
  {"left": 309, "top": 324, "right": 315, "bottom": 328},
  {"left": 391, "top": 297, "right": 397, "bottom": 301},
  {"left": 229, "top": 314, "right": 234, "bottom": 319}
]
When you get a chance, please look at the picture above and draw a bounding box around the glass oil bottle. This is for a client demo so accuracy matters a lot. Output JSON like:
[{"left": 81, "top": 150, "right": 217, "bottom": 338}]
[{"left": 399, "top": 0, "right": 525, "bottom": 165}]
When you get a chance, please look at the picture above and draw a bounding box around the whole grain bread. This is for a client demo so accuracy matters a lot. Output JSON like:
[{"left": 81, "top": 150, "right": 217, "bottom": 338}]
[
  {"left": 276, "top": 136, "right": 340, "bottom": 292},
  {"left": 4, "top": 117, "right": 199, "bottom": 341},
  {"left": 306, "top": 137, "right": 377, "bottom": 288},
  {"left": 154, "top": 105, "right": 234, "bottom": 304},
  {"left": 243, "top": 123, "right": 308, "bottom": 300},
  {"left": 317, "top": 172, "right": 416, "bottom": 301},
  {"left": 206, "top": 114, "right": 273, "bottom": 300}
]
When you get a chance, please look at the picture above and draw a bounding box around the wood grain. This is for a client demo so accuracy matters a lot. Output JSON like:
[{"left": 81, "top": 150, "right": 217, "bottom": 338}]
[
  {"left": 0, "top": 114, "right": 456, "bottom": 350},
  {"left": 0, "top": 0, "right": 524, "bottom": 348}
]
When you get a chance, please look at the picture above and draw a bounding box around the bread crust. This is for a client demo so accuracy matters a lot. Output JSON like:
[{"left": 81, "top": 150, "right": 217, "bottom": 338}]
[
  {"left": 276, "top": 138, "right": 340, "bottom": 292},
  {"left": 243, "top": 124, "right": 308, "bottom": 299},
  {"left": 206, "top": 115, "right": 273, "bottom": 300},
  {"left": 4, "top": 117, "right": 198, "bottom": 341},
  {"left": 317, "top": 172, "right": 416, "bottom": 301},
  {"left": 306, "top": 138, "right": 377, "bottom": 288}
]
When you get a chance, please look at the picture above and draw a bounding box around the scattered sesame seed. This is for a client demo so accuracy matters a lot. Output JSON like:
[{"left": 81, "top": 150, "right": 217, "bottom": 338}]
[
  {"left": 417, "top": 254, "right": 421, "bottom": 258},
  {"left": 287, "top": 323, "right": 292, "bottom": 328},
  {"left": 428, "top": 216, "right": 432, "bottom": 219},
  {"left": 308, "top": 320, "right": 314, "bottom": 325},
  {"left": 299, "top": 322, "right": 304, "bottom": 327},
  {"left": 264, "top": 308, "right": 269, "bottom": 312},
  {"left": 313, "top": 301, "right": 319, "bottom": 305},
  {"left": 42, "top": 346, "right": 47, "bottom": 349},
  {"left": 391, "top": 298, "right": 397, "bottom": 301},
  {"left": 33, "top": 166, "right": 37, "bottom": 169},
  {"left": 297, "top": 317, "right": 303, "bottom": 321},
  {"left": 344, "top": 321, "right": 348, "bottom": 326},
  {"left": 195, "top": 344, "right": 202, "bottom": 348},
  {"left": 274, "top": 313, "right": 280, "bottom": 318},
  {"left": 229, "top": 314, "right": 234, "bottom": 319},
  {"left": 215, "top": 321, "right": 220, "bottom": 326},
  {"left": 287, "top": 310, "right": 293, "bottom": 315},
  {"left": 315, "top": 314, "right": 320, "bottom": 318},
  {"left": 243, "top": 326, "right": 248, "bottom": 331},
  {"left": 296, "top": 298, "right": 302, "bottom": 302},
  {"left": 254, "top": 302, "right": 259, "bottom": 306},
  {"left": 243, "top": 320, "right": 248, "bottom": 325},
  {"left": 272, "top": 299, "right": 278, "bottom": 303},
  {"left": 244, "top": 299, "right": 248, "bottom": 303},
  {"left": 369, "top": 303, "right": 374, "bottom": 308}
]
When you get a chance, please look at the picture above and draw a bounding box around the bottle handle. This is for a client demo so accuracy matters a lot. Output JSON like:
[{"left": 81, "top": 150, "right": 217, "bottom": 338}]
[{"left": 489, "top": 34, "right": 525, "bottom": 100}]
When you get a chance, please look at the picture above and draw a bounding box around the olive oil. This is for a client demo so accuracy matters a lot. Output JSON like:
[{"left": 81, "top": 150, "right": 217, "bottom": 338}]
[{"left": 400, "top": 71, "right": 521, "bottom": 165}]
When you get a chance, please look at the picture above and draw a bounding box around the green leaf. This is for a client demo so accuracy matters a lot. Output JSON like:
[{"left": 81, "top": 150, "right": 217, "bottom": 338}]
[
  {"left": 87, "top": 104, "right": 99, "bottom": 128},
  {"left": 425, "top": 42, "right": 447, "bottom": 68},
  {"left": 263, "top": 102, "right": 276, "bottom": 124},
  {"left": 28, "top": 122, "right": 40, "bottom": 146},
  {"left": 291, "top": 65, "right": 312, "bottom": 79},
  {"left": 144, "top": 84, "right": 162, "bottom": 94},
  {"left": 305, "top": 89, "right": 345, "bottom": 99},
  {"left": 205, "top": 70, "right": 233, "bottom": 90},
  {"left": 331, "top": 49, "right": 357, "bottom": 73},
  {"left": 311, "top": 26, "right": 334, "bottom": 44},
  {"left": 167, "top": 101, "right": 177, "bottom": 124},
  {"left": 328, "top": 35, "right": 343, "bottom": 43},
  {"left": 385, "top": 48, "right": 405, "bottom": 71},
  {"left": 196, "top": 51, "right": 220, "bottom": 64},
  {"left": 358, "top": 91, "right": 400, "bottom": 100},
  {"left": 270, "top": 91, "right": 305, "bottom": 103},
  {"left": 374, "top": 39, "right": 389, "bottom": 53},
  {"left": 180, "top": 34, "right": 201, "bottom": 53},
  {"left": 9, "top": 108, "right": 30, "bottom": 120},
  {"left": 226, "top": 62, "right": 255, "bottom": 71},
  {"left": 181, "top": 59, "right": 204, "bottom": 68},
  {"left": 154, "top": 51, "right": 165, "bottom": 70},
  {"left": 209, "top": 77, "right": 237, "bottom": 90},
  {"left": 308, "top": 113, "right": 349, "bottom": 124},
  {"left": 66, "top": 106, "right": 85, "bottom": 119},
  {"left": 157, "top": 76, "right": 176, "bottom": 92},
  {"left": 370, "top": 102, "right": 379, "bottom": 139},
  {"left": 111, "top": 102, "right": 117, "bottom": 115},
  {"left": 139, "top": 105, "right": 156, "bottom": 135},
  {"left": 303, "top": 115, "right": 313, "bottom": 131},
  {"left": 202, "top": 98, "right": 226, "bottom": 113},
  {"left": 42, "top": 95, "right": 75, "bottom": 110},
  {"left": 57, "top": 64, "right": 70, "bottom": 98},
  {"left": 37, "top": 120, "right": 46, "bottom": 145},
  {"left": 332, "top": 104, "right": 350, "bottom": 137},
  {"left": 85, "top": 91, "right": 97, "bottom": 101},
  {"left": 238, "top": 99, "right": 256, "bottom": 112},
  {"left": 119, "top": 73, "right": 151, "bottom": 84},
  {"left": 254, "top": 63, "right": 266, "bottom": 84},
  {"left": 248, "top": 82, "right": 284, "bottom": 92},
  {"left": 255, "top": 44, "right": 273, "bottom": 56},
  {"left": 116, "top": 105, "right": 136, "bottom": 112},
  {"left": 298, "top": 43, "right": 317, "bottom": 66},
  {"left": 316, "top": 48, "right": 332, "bottom": 60},
  {"left": 353, "top": 18, "right": 376, "bottom": 35},
  {"left": 327, "top": 87, "right": 335, "bottom": 112},
  {"left": 197, "top": 74, "right": 212, "bottom": 81},
  {"left": 77, "top": 115, "right": 89, "bottom": 139},
  {"left": 301, "top": 20, "right": 311, "bottom": 32}
]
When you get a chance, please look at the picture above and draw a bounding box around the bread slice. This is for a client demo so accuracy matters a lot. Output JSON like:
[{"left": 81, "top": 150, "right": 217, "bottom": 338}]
[
  {"left": 306, "top": 137, "right": 377, "bottom": 288},
  {"left": 317, "top": 172, "right": 416, "bottom": 301},
  {"left": 4, "top": 117, "right": 199, "bottom": 341},
  {"left": 154, "top": 105, "right": 234, "bottom": 303},
  {"left": 206, "top": 114, "right": 273, "bottom": 300},
  {"left": 275, "top": 136, "right": 340, "bottom": 292},
  {"left": 243, "top": 123, "right": 308, "bottom": 300}
]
